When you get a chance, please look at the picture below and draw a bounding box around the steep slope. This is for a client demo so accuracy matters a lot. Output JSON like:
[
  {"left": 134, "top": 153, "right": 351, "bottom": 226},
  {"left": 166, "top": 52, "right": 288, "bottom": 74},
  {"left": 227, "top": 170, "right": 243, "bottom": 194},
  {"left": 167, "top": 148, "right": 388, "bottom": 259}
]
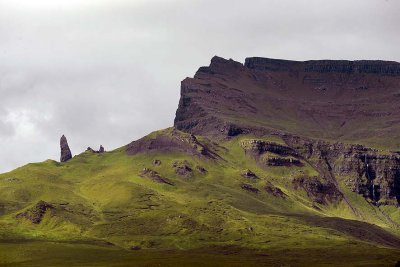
[
  {"left": 175, "top": 56, "right": 400, "bottom": 149},
  {"left": 174, "top": 56, "right": 400, "bottom": 222}
]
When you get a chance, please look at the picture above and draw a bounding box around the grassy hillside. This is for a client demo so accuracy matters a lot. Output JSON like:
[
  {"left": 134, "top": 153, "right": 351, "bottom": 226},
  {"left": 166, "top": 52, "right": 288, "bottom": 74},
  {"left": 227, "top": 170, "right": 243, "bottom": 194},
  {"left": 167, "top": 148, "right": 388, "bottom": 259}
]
[{"left": 1, "top": 128, "right": 400, "bottom": 266}]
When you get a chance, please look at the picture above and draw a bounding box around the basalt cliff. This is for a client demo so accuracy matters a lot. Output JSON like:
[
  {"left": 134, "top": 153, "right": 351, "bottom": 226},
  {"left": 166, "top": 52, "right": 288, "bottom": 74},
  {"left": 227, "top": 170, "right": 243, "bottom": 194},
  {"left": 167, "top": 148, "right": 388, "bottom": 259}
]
[{"left": 175, "top": 56, "right": 400, "bottom": 208}]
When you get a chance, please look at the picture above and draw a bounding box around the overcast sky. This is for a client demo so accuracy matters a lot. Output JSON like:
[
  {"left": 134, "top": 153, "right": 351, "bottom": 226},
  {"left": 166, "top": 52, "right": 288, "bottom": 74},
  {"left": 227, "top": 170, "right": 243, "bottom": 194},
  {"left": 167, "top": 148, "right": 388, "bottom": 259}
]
[{"left": 0, "top": 0, "right": 399, "bottom": 172}]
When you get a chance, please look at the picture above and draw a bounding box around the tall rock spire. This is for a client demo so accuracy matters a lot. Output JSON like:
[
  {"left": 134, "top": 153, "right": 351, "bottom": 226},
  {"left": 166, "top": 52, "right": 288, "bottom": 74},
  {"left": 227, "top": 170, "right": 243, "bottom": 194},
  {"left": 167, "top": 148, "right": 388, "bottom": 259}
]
[{"left": 60, "top": 135, "right": 72, "bottom": 162}]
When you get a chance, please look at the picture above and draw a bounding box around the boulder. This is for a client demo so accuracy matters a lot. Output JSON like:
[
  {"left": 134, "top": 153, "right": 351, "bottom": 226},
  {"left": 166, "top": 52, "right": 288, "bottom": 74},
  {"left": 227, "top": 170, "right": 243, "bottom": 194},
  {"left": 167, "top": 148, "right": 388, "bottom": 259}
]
[
  {"left": 241, "top": 169, "right": 257, "bottom": 179},
  {"left": 153, "top": 159, "right": 162, "bottom": 166}
]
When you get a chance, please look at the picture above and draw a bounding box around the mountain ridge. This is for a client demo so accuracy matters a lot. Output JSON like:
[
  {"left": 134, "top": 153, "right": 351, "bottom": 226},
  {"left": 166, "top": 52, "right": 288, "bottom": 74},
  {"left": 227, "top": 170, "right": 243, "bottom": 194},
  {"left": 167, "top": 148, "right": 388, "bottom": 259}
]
[
  {"left": 245, "top": 56, "right": 400, "bottom": 75},
  {"left": 2, "top": 56, "right": 400, "bottom": 266}
]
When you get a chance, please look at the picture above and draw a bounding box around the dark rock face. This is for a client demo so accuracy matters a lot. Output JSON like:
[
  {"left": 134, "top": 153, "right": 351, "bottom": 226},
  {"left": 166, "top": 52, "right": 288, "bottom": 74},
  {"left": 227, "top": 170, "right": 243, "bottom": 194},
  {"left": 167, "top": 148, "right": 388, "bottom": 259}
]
[
  {"left": 264, "top": 182, "right": 286, "bottom": 198},
  {"left": 241, "top": 169, "right": 257, "bottom": 179},
  {"left": 241, "top": 140, "right": 303, "bottom": 167},
  {"left": 16, "top": 201, "right": 53, "bottom": 224},
  {"left": 60, "top": 135, "right": 72, "bottom": 162},
  {"left": 99, "top": 145, "right": 105, "bottom": 153},
  {"left": 265, "top": 157, "right": 303, "bottom": 167},
  {"left": 172, "top": 160, "right": 193, "bottom": 178},
  {"left": 241, "top": 139, "right": 343, "bottom": 205},
  {"left": 293, "top": 175, "right": 342, "bottom": 205},
  {"left": 173, "top": 55, "right": 400, "bottom": 208},
  {"left": 283, "top": 135, "right": 400, "bottom": 206},
  {"left": 127, "top": 128, "right": 220, "bottom": 160},
  {"left": 227, "top": 125, "right": 244, "bottom": 137},
  {"left": 241, "top": 183, "right": 259, "bottom": 194},
  {"left": 245, "top": 57, "right": 400, "bottom": 76},
  {"left": 174, "top": 56, "right": 400, "bottom": 149},
  {"left": 240, "top": 135, "right": 400, "bottom": 206},
  {"left": 241, "top": 140, "right": 298, "bottom": 156}
]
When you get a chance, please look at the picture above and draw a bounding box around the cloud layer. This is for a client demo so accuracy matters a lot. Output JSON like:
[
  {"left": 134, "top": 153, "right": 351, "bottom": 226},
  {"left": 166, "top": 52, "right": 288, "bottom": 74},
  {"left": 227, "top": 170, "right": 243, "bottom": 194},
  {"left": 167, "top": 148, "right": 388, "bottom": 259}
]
[{"left": 0, "top": 0, "right": 399, "bottom": 172}]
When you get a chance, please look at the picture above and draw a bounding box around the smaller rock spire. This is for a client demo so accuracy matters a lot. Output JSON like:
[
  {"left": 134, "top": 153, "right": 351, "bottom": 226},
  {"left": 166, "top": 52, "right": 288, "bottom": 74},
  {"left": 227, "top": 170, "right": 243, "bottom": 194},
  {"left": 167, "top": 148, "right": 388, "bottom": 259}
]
[{"left": 60, "top": 135, "right": 72, "bottom": 162}]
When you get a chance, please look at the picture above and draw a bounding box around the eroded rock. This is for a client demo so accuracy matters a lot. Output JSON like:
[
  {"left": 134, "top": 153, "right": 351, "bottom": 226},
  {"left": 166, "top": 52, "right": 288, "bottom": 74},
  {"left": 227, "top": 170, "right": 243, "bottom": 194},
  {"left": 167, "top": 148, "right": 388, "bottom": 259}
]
[
  {"left": 264, "top": 182, "right": 286, "bottom": 198},
  {"left": 140, "top": 168, "right": 174, "bottom": 186},
  {"left": 241, "top": 169, "right": 257, "bottom": 179},
  {"left": 153, "top": 159, "right": 162, "bottom": 166},
  {"left": 293, "top": 175, "right": 343, "bottom": 205},
  {"left": 241, "top": 183, "right": 259, "bottom": 193},
  {"left": 284, "top": 135, "right": 400, "bottom": 205},
  {"left": 172, "top": 160, "right": 193, "bottom": 178},
  {"left": 196, "top": 166, "right": 207, "bottom": 174},
  {"left": 16, "top": 201, "right": 53, "bottom": 224},
  {"left": 60, "top": 135, "right": 72, "bottom": 162}
]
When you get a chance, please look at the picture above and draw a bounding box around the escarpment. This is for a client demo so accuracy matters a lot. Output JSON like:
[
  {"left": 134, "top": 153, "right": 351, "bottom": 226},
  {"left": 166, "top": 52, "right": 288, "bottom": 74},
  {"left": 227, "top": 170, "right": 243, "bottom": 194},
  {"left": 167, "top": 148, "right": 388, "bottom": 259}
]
[
  {"left": 174, "top": 56, "right": 400, "bottom": 207},
  {"left": 174, "top": 56, "right": 400, "bottom": 148},
  {"left": 244, "top": 57, "right": 400, "bottom": 76},
  {"left": 239, "top": 135, "right": 400, "bottom": 206},
  {"left": 282, "top": 135, "right": 400, "bottom": 205}
]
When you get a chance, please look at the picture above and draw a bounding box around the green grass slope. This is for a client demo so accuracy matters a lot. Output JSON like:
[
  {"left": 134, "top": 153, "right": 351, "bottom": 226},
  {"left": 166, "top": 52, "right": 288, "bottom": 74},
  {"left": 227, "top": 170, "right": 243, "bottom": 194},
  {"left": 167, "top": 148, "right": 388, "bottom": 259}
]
[{"left": 1, "top": 128, "right": 400, "bottom": 266}]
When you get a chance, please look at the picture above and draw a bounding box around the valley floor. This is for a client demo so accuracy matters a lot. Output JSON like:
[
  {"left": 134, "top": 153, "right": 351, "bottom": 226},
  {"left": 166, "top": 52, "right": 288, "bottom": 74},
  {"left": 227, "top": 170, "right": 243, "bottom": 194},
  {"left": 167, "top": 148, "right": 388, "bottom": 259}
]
[{"left": 1, "top": 241, "right": 400, "bottom": 267}]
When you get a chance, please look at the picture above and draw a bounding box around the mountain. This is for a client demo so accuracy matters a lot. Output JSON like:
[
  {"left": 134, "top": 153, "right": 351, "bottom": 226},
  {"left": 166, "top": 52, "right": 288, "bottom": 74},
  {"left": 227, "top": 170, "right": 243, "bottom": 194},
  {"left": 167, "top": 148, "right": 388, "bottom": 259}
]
[
  {"left": 175, "top": 56, "right": 400, "bottom": 149},
  {"left": 1, "top": 57, "right": 400, "bottom": 266}
]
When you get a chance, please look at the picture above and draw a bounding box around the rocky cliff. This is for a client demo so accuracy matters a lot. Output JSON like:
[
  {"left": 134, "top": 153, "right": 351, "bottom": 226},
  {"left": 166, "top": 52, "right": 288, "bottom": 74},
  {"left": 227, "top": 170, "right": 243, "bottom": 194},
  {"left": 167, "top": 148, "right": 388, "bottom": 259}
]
[
  {"left": 283, "top": 135, "right": 400, "bottom": 206},
  {"left": 175, "top": 56, "right": 400, "bottom": 148},
  {"left": 245, "top": 57, "right": 400, "bottom": 76},
  {"left": 175, "top": 56, "right": 400, "bottom": 207}
]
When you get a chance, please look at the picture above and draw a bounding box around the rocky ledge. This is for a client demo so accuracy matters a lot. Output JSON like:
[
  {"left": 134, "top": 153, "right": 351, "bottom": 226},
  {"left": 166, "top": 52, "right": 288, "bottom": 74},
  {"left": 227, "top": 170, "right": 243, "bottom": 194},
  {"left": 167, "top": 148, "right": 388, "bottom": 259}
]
[{"left": 245, "top": 57, "right": 400, "bottom": 76}]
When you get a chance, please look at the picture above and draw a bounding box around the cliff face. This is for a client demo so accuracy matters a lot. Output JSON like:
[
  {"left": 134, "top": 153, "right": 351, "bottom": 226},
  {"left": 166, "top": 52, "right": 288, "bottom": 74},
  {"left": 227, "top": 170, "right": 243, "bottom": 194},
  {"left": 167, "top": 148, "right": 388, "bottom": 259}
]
[
  {"left": 175, "top": 56, "right": 400, "bottom": 207},
  {"left": 175, "top": 56, "right": 400, "bottom": 148},
  {"left": 245, "top": 57, "right": 400, "bottom": 76},
  {"left": 282, "top": 135, "right": 400, "bottom": 206}
]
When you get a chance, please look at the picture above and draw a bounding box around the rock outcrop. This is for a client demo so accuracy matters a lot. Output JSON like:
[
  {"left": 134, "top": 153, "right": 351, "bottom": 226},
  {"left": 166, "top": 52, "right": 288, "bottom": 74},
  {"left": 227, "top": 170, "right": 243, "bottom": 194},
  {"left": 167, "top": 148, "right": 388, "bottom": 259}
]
[
  {"left": 127, "top": 128, "right": 220, "bottom": 159},
  {"left": 244, "top": 57, "right": 400, "bottom": 76},
  {"left": 86, "top": 145, "right": 106, "bottom": 154},
  {"left": 241, "top": 183, "right": 259, "bottom": 194},
  {"left": 16, "top": 201, "right": 53, "bottom": 224},
  {"left": 140, "top": 168, "right": 174, "bottom": 185},
  {"left": 60, "top": 135, "right": 72, "bottom": 162},
  {"left": 241, "top": 169, "right": 257, "bottom": 179},
  {"left": 172, "top": 160, "right": 193, "bottom": 178},
  {"left": 283, "top": 135, "right": 400, "bottom": 206},
  {"left": 173, "top": 55, "right": 400, "bottom": 208},
  {"left": 174, "top": 56, "right": 400, "bottom": 148}
]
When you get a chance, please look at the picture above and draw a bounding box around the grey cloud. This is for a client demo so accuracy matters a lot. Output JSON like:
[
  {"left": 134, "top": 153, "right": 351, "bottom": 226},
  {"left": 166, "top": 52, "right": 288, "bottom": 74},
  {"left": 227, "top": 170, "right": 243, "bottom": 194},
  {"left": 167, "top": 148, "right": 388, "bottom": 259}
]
[{"left": 0, "top": 0, "right": 399, "bottom": 172}]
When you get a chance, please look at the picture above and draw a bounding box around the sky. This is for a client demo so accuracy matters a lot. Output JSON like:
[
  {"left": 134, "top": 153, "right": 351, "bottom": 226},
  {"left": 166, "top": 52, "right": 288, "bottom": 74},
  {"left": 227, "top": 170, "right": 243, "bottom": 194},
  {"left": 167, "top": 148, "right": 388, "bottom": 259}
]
[{"left": 0, "top": 0, "right": 399, "bottom": 172}]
